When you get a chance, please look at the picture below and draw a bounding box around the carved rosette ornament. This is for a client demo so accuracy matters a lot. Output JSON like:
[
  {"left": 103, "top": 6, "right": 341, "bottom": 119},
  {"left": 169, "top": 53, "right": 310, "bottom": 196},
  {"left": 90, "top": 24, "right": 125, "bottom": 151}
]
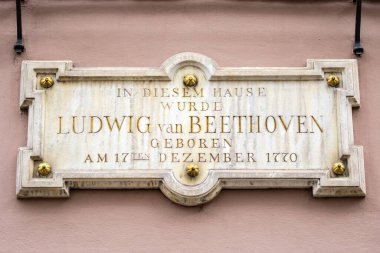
[
  {"left": 332, "top": 162, "right": 345, "bottom": 175},
  {"left": 186, "top": 164, "right": 200, "bottom": 177},
  {"left": 37, "top": 162, "right": 52, "bottom": 176},
  {"left": 326, "top": 75, "right": 340, "bottom": 87},
  {"left": 183, "top": 74, "right": 198, "bottom": 87},
  {"left": 40, "top": 76, "right": 55, "bottom": 88}
]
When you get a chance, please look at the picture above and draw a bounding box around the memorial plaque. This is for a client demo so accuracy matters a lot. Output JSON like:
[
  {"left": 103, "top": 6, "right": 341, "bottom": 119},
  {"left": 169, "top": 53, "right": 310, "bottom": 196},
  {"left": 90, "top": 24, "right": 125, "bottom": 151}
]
[{"left": 17, "top": 53, "right": 365, "bottom": 205}]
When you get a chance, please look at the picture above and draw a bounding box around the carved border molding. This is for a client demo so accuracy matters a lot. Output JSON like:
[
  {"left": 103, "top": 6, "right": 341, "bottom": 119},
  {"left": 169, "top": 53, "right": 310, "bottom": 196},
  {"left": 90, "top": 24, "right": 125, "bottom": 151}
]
[{"left": 17, "top": 52, "right": 365, "bottom": 206}]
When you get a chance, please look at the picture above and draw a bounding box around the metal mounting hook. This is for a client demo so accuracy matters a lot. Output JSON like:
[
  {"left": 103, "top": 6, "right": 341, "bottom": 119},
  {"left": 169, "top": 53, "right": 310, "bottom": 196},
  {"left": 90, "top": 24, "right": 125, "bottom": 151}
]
[
  {"left": 14, "top": 0, "right": 24, "bottom": 54},
  {"left": 13, "top": 1, "right": 364, "bottom": 56},
  {"left": 353, "top": 0, "right": 364, "bottom": 56}
]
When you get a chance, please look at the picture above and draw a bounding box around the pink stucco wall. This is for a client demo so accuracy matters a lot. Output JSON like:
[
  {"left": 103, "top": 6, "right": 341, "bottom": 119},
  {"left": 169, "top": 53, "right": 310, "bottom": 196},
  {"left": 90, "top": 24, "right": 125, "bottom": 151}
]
[{"left": 1, "top": 0, "right": 380, "bottom": 252}]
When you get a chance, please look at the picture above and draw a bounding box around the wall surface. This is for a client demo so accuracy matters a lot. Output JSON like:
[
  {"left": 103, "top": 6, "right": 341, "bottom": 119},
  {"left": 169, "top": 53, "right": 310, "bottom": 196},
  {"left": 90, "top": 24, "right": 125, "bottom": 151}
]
[{"left": 1, "top": 0, "right": 380, "bottom": 252}]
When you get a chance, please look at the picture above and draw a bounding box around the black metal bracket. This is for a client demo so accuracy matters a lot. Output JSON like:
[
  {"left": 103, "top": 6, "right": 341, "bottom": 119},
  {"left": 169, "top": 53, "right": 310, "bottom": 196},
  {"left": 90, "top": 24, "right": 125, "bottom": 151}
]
[
  {"left": 353, "top": 0, "right": 364, "bottom": 56},
  {"left": 14, "top": 0, "right": 24, "bottom": 54},
  {"left": 13, "top": 1, "right": 364, "bottom": 56}
]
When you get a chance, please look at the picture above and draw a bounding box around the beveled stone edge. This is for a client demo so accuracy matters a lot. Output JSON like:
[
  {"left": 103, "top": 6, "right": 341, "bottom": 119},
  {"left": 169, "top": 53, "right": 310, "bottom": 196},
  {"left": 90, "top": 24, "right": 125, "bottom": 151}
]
[{"left": 16, "top": 52, "right": 365, "bottom": 206}]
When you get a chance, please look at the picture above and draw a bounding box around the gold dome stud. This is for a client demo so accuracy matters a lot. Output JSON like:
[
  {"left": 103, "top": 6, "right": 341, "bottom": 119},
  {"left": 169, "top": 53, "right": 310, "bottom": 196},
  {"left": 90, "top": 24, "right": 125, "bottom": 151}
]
[
  {"left": 327, "top": 75, "right": 340, "bottom": 87},
  {"left": 186, "top": 164, "right": 199, "bottom": 178},
  {"left": 37, "top": 162, "right": 52, "bottom": 176},
  {"left": 40, "top": 76, "right": 55, "bottom": 88},
  {"left": 332, "top": 162, "right": 345, "bottom": 175},
  {"left": 183, "top": 74, "right": 198, "bottom": 87}
]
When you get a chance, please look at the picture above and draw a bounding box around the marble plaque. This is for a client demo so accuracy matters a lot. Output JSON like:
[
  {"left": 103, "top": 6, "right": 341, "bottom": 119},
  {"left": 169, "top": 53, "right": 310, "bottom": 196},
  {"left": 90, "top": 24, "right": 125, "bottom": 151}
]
[{"left": 17, "top": 53, "right": 365, "bottom": 205}]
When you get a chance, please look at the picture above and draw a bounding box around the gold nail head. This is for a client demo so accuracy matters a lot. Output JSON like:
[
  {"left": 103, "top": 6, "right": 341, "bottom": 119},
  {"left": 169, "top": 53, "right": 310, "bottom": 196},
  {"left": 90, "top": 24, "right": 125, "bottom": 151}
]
[
  {"left": 186, "top": 164, "right": 199, "bottom": 178},
  {"left": 37, "top": 162, "right": 52, "bottom": 176},
  {"left": 40, "top": 76, "right": 55, "bottom": 88},
  {"left": 327, "top": 75, "right": 340, "bottom": 87},
  {"left": 332, "top": 162, "right": 345, "bottom": 175},
  {"left": 183, "top": 74, "right": 198, "bottom": 87}
]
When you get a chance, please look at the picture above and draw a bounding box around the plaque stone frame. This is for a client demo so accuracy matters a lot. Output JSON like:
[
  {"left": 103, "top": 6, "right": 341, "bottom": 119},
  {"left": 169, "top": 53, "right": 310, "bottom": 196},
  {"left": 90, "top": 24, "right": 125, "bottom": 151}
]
[{"left": 17, "top": 53, "right": 365, "bottom": 206}]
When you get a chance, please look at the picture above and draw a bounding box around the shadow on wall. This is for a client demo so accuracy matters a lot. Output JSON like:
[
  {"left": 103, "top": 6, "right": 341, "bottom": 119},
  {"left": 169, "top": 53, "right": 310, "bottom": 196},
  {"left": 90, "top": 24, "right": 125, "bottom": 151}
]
[
  {"left": 16, "top": 189, "right": 366, "bottom": 213},
  {"left": 25, "top": 0, "right": 357, "bottom": 16}
]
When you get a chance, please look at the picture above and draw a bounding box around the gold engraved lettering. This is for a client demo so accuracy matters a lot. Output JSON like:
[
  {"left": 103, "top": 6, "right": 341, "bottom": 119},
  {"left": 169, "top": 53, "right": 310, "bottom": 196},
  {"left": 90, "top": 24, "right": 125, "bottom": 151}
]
[
  {"left": 224, "top": 153, "right": 231, "bottom": 162},
  {"left": 143, "top": 88, "right": 150, "bottom": 97},
  {"left": 164, "top": 139, "right": 173, "bottom": 148},
  {"left": 221, "top": 116, "right": 231, "bottom": 133},
  {"left": 171, "top": 153, "right": 180, "bottom": 162},
  {"left": 105, "top": 116, "right": 125, "bottom": 132},
  {"left": 198, "top": 153, "right": 207, "bottom": 162},
  {"left": 265, "top": 116, "right": 277, "bottom": 133},
  {"left": 162, "top": 88, "right": 170, "bottom": 97},
  {"left": 297, "top": 115, "right": 308, "bottom": 133},
  {"left": 235, "top": 153, "right": 243, "bottom": 162},
  {"left": 151, "top": 138, "right": 159, "bottom": 148},
  {"left": 57, "top": 116, "right": 69, "bottom": 134},
  {"left": 209, "top": 153, "right": 220, "bottom": 162},
  {"left": 205, "top": 116, "right": 216, "bottom": 133},
  {"left": 211, "top": 139, "right": 220, "bottom": 148},
  {"left": 183, "top": 153, "right": 193, "bottom": 162},
  {"left": 161, "top": 102, "right": 173, "bottom": 111},
  {"left": 233, "top": 116, "right": 246, "bottom": 133},
  {"left": 159, "top": 153, "right": 166, "bottom": 162},
  {"left": 89, "top": 116, "right": 103, "bottom": 133},
  {"left": 84, "top": 154, "right": 93, "bottom": 163},
  {"left": 117, "top": 88, "right": 132, "bottom": 97},
  {"left": 97, "top": 153, "right": 108, "bottom": 163},
  {"left": 194, "top": 88, "right": 204, "bottom": 97},
  {"left": 248, "top": 153, "right": 256, "bottom": 162},
  {"left": 183, "top": 89, "right": 191, "bottom": 97},
  {"left": 214, "top": 102, "right": 223, "bottom": 111},
  {"left": 137, "top": 116, "right": 151, "bottom": 133},
  {"left": 177, "top": 139, "right": 183, "bottom": 148},
  {"left": 279, "top": 115, "right": 293, "bottom": 132},
  {"left": 258, "top": 87, "right": 266, "bottom": 96},
  {"left": 311, "top": 115, "right": 323, "bottom": 133},
  {"left": 72, "top": 116, "right": 85, "bottom": 134},
  {"left": 190, "top": 116, "right": 201, "bottom": 133},
  {"left": 187, "top": 139, "right": 195, "bottom": 148},
  {"left": 157, "top": 152, "right": 257, "bottom": 163},
  {"left": 257, "top": 116, "right": 261, "bottom": 133},
  {"left": 199, "top": 139, "right": 207, "bottom": 148}
]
